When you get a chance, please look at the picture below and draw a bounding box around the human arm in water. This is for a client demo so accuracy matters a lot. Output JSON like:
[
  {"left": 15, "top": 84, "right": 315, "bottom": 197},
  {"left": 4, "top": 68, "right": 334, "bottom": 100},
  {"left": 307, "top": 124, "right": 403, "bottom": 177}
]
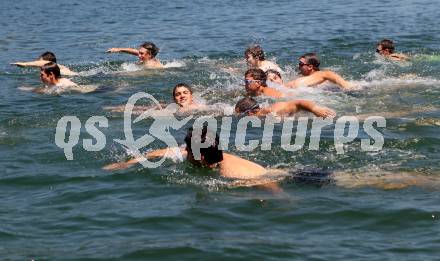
[
  {"left": 102, "top": 147, "right": 187, "bottom": 170},
  {"left": 11, "top": 60, "right": 77, "bottom": 76},
  {"left": 286, "top": 71, "right": 352, "bottom": 90},
  {"left": 106, "top": 47, "right": 139, "bottom": 56},
  {"left": 261, "top": 99, "right": 336, "bottom": 118}
]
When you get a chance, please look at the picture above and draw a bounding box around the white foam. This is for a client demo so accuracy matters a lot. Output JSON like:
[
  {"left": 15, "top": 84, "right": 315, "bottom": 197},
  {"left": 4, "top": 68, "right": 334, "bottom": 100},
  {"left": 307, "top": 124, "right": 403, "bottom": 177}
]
[
  {"left": 163, "top": 60, "right": 186, "bottom": 68},
  {"left": 354, "top": 75, "right": 440, "bottom": 90},
  {"left": 121, "top": 62, "right": 143, "bottom": 72},
  {"left": 78, "top": 66, "right": 115, "bottom": 76}
]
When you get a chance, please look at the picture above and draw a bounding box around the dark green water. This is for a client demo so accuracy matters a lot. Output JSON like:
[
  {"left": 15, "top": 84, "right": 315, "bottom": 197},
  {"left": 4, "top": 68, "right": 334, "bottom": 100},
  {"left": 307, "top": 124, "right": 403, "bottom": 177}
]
[{"left": 1, "top": 0, "right": 440, "bottom": 260}]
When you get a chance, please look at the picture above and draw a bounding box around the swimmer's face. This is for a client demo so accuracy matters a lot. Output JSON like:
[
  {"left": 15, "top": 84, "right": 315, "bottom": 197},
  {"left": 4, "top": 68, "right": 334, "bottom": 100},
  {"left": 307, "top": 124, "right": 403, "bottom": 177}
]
[
  {"left": 244, "top": 76, "right": 262, "bottom": 95},
  {"left": 298, "top": 58, "right": 314, "bottom": 76},
  {"left": 138, "top": 47, "right": 153, "bottom": 62},
  {"left": 40, "top": 70, "right": 55, "bottom": 85},
  {"left": 174, "top": 86, "right": 193, "bottom": 107},
  {"left": 245, "top": 54, "right": 258, "bottom": 67},
  {"left": 267, "top": 72, "right": 283, "bottom": 84}
]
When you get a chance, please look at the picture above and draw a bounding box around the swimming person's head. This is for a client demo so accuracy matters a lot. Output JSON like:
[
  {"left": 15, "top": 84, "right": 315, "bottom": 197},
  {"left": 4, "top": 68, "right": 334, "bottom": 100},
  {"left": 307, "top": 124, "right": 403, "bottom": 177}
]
[
  {"left": 172, "top": 83, "right": 194, "bottom": 107},
  {"left": 40, "top": 62, "right": 61, "bottom": 86},
  {"left": 235, "top": 97, "right": 260, "bottom": 116},
  {"left": 184, "top": 125, "right": 223, "bottom": 167},
  {"left": 138, "top": 42, "right": 160, "bottom": 61},
  {"left": 245, "top": 45, "right": 265, "bottom": 68},
  {"left": 245, "top": 68, "right": 267, "bottom": 96},
  {"left": 39, "top": 51, "right": 57, "bottom": 63},
  {"left": 299, "top": 53, "right": 320, "bottom": 76},
  {"left": 266, "top": 69, "right": 283, "bottom": 84},
  {"left": 376, "top": 39, "right": 395, "bottom": 56}
]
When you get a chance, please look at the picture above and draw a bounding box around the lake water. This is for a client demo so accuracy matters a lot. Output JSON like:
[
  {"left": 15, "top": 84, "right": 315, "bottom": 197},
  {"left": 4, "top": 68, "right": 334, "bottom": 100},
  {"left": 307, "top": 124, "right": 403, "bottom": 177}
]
[{"left": 1, "top": 0, "right": 440, "bottom": 260}]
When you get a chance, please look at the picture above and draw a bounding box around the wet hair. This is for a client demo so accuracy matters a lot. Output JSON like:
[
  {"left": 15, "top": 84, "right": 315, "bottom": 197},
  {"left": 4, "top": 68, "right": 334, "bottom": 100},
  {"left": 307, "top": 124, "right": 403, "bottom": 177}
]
[
  {"left": 41, "top": 62, "right": 61, "bottom": 79},
  {"left": 245, "top": 68, "right": 267, "bottom": 86},
  {"left": 184, "top": 126, "right": 223, "bottom": 165},
  {"left": 39, "top": 51, "right": 57, "bottom": 63},
  {"left": 265, "top": 69, "right": 282, "bottom": 79},
  {"left": 140, "top": 42, "right": 160, "bottom": 57},
  {"left": 378, "top": 39, "right": 395, "bottom": 53},
  {"left": 244, "top": 45, "right": 265, "bottom": 61},
  {"left": 300, "top": 53, "right": 320, "bottom": 71},
  {"left": 235, "top": 97, "right": 260, "bottom": 115}
]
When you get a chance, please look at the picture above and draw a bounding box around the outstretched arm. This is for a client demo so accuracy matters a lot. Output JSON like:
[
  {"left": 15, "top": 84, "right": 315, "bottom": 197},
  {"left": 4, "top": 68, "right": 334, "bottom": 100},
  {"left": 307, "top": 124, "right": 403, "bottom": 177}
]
[
  {"left": 11, "top": 61, "right": 78, "bottom": 76},
  {"left": 102, "top": 147, "right": 186, "bottom": 171},
  {"left": 322, "top": 71, "right": 352, "bottom": 90},
  {"left": 294, "top": 99, "right": 336, "bottom": 118},
  {"left": 270, "top": 99, "right": 335, "bottom": 118},
  {"left": 106, "top": 48, "right": 139, "bottom": 56},
  {"left": 11, "top": 60, "right": 49, "bottom": 68}
]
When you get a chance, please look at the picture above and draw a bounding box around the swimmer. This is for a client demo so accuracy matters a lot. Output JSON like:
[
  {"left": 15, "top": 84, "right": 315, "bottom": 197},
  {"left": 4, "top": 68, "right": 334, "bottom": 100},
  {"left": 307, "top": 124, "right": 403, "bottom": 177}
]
[
  {"left": 20, "top": 62, "right": 96, "bottom": 94},
  {"left": 245, "top": 45, "right": 283, "bottom": 73},
  {"left": 286, "top": 53, "right": 352, "bottom": 90},
  {"left": 106, "top": 41, "right": 164, "bottom": 68},
  {"left": 376, "top": 39, "right": 409, "bottom": 61},
  {"left": 103, "top": 126, "right": 435, "bottom": 191},
  {"left": 105, "top": 83, "right": 204, "bottom": 113},
  {"left": 31, "top": 62, "right": 78, "bottom": 93},
  {"left": 266, "top": 69, "right": 284, "bottom": 85},
  {"left": 11, "top": 51, "right": 78, "bottom": 76},
  {"left": 235, "top": 97, "right": 336, "bottom": 118},
  {"left": 245, "top": 69, "right": 285, "bottom": 98},
  {"left": 265, "top": 69, "right": 292, "bottom": 91},
  {"left": 103, "top": 126, "right": 278, "bottom": 185}
]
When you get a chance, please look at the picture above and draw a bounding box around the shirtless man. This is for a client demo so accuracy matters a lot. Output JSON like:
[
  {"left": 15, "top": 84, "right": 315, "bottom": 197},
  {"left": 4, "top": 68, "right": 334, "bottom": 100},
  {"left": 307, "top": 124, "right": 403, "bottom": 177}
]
[
  {"left": 103, "top": 127, "right": 437, "bottom": 191},
  {"left": 376, "top": 39, "right": 409, "bottom": 61},
  {"left": 11, "top": 51, "right": 78, "bottom": 76},
  {"left": 107, "top": 41, "right": 164, "bottom": 68},
  {"left": 245, "top": 45, "right": 282, "bottom": 73},
  {"left": 103, "top": 126, "right": 268, "bottom": 180},
  {"left": 235, "top": 97, "right": 336, "bottom": 118},
  {"left": 286, "top": 53, "right": 352, "bottom": 90},
  {"left": 37, "top": 62, "right": 77, "bottom": 92},
  {"left": 245, "top": 69, "right": 284, "bottom": 98}
]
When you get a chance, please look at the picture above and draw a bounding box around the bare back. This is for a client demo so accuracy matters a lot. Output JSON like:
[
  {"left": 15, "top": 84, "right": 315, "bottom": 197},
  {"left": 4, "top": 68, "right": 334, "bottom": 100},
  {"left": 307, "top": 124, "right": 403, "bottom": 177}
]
[{"left": 219, "top": 153, "right": 267, "bottom": 179}]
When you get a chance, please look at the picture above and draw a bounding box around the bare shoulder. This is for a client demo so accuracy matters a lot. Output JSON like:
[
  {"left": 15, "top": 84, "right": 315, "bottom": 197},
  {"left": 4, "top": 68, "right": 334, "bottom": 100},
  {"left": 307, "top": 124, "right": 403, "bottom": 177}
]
[
  {"left": 320, "top": 70, "right": 339, "bottom": 77},
  {"left": 261, "top": 60, "right": 282, "bottom": 73},
  {"left": 220, "top": 153, "right": 266, "bottom": 179},
  {"left": 390, "top": 53, "right": 410, "bottom": 61},
  {"left": 144, "top": 59, "right": 164, "bottom": 69},
  {"left": 59, "top": 65, "right": 78, "bottom": 76},
  {"left": 58, "top": 78, "right": 77, "bottom": 87}
]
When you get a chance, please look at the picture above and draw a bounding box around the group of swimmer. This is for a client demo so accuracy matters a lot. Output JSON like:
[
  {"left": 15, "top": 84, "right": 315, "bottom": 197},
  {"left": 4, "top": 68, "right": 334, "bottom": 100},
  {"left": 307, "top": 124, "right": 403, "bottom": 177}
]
[
  {"left": 11, "top": 38, "right": 417, "bottom": 189},
  {"left": 11, "top": 39, "right": 407, "bottom": 92}
]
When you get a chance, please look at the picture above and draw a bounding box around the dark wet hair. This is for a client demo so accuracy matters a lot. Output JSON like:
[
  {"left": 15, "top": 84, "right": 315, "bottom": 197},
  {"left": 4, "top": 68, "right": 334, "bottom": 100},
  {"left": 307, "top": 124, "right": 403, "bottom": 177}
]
[
  {"left": 245, "top": 68, "right": 267, "bottom": 86},
  {"left": 41, "top": 62, "right": 61, "bottom": 79},
  {"left": 245, "top": 45, "right": 265, "bottom": 61},
  {"left": 265, "top": 69, "right": 282, "bottom": 79},
  {"left": 140, "top": 42, "right": 160, "bottom": 57},
  {"left": 184, "top": 126, "right": 223, "bottom": 165},
  {"left": 378, "top": 39, "right": 395, "bottom": 53},
  {"left": 235, "top": 97, "right": 260, "bottom": 115},
  {"left": 39, "top": 51, "right": 57, "bottom": 63},
  {"left": 301, "top": 53, "right": 320, "bottom": 71}
]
